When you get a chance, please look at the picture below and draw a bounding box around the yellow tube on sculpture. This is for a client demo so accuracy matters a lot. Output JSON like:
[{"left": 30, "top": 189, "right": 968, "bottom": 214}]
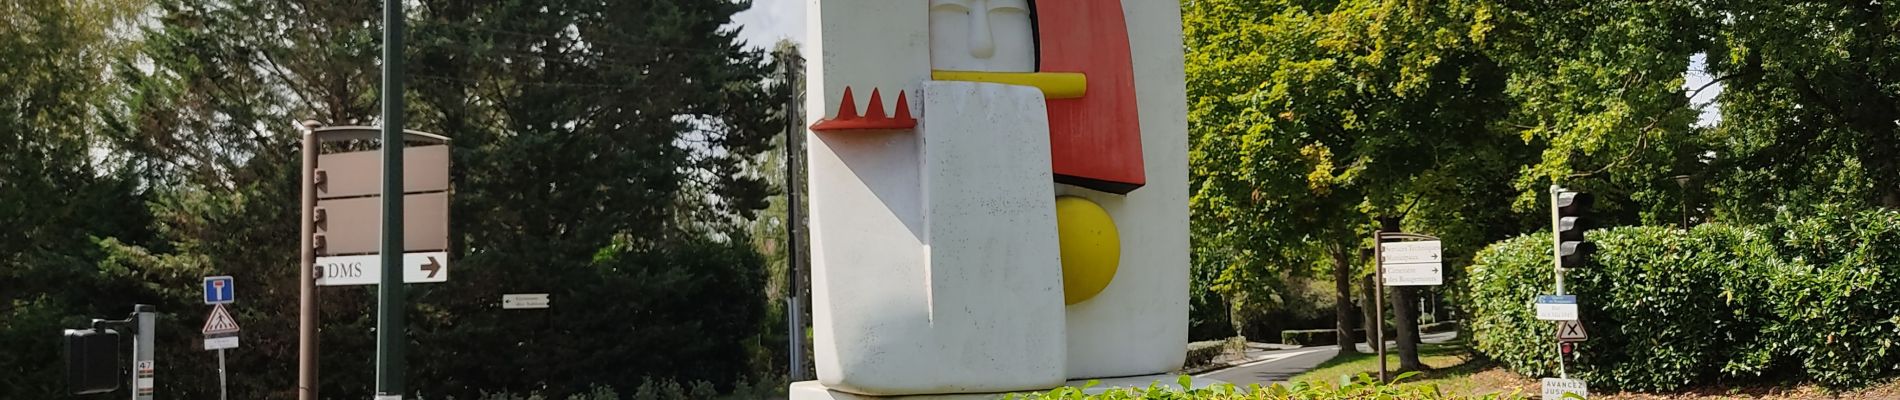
[{"left": 932, "top": 70, "right": 1088, "bottom": 99}]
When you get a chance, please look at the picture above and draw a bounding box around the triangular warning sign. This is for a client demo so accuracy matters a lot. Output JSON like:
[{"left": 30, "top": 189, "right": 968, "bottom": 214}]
[
  {"left": 1557, "top": 320, "right": 1588, "bottom": 342},
  {"left": 202, "top": 304, "right": 240, "bottom": 335}
]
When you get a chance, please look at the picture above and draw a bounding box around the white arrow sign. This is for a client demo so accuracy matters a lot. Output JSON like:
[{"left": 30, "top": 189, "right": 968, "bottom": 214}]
[
  {"left": 1381, "top": 240, "right": 1444, "bottom": 286},
  {"left": 316, "top": 251, "right": 450, "bottom": 286},
  {"left": 502, "top": 294, "right": 551, "bottom": 309}
]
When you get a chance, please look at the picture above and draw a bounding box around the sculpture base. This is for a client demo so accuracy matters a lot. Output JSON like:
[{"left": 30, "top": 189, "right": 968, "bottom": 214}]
[{"left": 789, "top": 374, "right": 1224, "bottom": 399}]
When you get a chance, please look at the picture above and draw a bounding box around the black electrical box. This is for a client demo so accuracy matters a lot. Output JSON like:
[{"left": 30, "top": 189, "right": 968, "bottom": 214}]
[{"left": 65, "top": 328, "right": 121, "bottom": 395}]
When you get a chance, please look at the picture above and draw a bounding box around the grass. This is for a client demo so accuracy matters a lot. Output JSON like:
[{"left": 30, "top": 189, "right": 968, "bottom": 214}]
[
  {"left": 1279, "top": 341, "right": 1900, "bottom": 399},
  {"left": 1286, "top": 341, "right": 1533, "bottom": 397}
]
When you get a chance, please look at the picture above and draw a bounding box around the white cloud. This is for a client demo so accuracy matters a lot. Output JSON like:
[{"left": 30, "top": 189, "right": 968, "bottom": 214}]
[{"left": 731, "top": 0, "right": 807, "bottom": 50}]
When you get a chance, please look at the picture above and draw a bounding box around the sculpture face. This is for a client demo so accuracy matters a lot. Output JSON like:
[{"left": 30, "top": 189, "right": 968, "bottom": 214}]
[{"left": 929, "top": 0, "right": 1036, "bottom": 72}]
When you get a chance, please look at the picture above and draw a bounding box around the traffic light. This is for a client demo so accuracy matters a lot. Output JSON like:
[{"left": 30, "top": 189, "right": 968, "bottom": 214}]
[
  {"left": 65, "top": 328, "right": 120, "bottom": 395},
  {"left": 1554, "top": 190, "right": 1595, "bottom": 268}
]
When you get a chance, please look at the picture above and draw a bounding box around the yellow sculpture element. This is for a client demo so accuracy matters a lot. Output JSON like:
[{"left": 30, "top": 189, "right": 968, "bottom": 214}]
[
  {"left": 932, "top": 70, "right": 1088, "bottom": 99},
  {"left": 1055, "top": 196, "right": 1120, "bottom": 305}
]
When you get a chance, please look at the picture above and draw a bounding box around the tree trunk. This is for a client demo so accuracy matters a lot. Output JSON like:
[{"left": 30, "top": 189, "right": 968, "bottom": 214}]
[
  {"left": 1393, "top": 286, "right": 1424, "bottom": 371},
  {"left": 1360, "top": 274, "right": 1378, "bottom": 350},
  {"left": 1330, "top": 244, "right": 1358, "bottom": 354}
]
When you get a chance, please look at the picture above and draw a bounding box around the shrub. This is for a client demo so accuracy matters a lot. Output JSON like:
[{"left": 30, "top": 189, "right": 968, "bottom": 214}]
[
  {"left": 1743, "top": 208, "right": 1900, "bottom": 387},
  {"left": 1464, "top": 225, "right": 1777, "bottom": 391},
  {"left": 1280, "top": 329, "right": 1335, "bottom": 346},
  {"left": 1186, "top": 341, "right": 1227, "bottom": 368},
  {"left": 1006, "top": 374, "right": 1527, "bottom": 399},
  {"left": 1464, "top": 209, "right": 1900, "bottom": 391}
]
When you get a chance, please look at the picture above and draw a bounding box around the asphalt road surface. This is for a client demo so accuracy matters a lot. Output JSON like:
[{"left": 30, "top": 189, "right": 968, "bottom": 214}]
[{"left": 1196, "top": 331, "right": 1459, "bottom": 387}]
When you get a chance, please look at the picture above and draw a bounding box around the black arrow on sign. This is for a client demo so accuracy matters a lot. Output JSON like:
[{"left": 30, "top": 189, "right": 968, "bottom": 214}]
[{"left": 423, "top": 257, "right": 442, "bottom": 278}]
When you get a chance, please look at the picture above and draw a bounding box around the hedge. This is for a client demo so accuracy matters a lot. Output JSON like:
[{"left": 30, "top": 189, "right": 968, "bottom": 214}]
[{"left": 1463, "top": 209, "right": 1900, "bottom": 391}]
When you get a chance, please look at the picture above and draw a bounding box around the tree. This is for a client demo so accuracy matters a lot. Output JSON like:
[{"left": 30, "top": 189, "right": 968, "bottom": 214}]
[
  {"left": 0, "top": 0, "right": 153, "bottom": 397},
  {"left": 1699, "top": 0, "right": 1900, "bottom": 218},
  {"left": 1185, "top": 0, "right": 1534, "bottom": 368},
  {"left": 89, "top": 0, "right": 787, "bottom": 398}
]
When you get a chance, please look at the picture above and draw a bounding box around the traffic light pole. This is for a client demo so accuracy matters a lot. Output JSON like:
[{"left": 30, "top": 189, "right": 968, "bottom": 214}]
[
  {"left": 377, "top": 0, "right": 408, "bottom": 396},
  {"left": 1549, "top": 184, "right": 1567, "bottom": 379}
]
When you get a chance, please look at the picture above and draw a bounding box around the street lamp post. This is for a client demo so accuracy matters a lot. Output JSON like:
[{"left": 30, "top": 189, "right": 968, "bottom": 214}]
[{"left": 1673, "top": 175, "right": 1692, "bottom": 230}]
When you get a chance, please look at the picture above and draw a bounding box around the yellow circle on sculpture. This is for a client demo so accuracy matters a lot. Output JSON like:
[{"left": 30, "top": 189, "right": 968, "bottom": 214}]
[{"left": 1055, "top": 196, "right": 1120, "bottom": 305}]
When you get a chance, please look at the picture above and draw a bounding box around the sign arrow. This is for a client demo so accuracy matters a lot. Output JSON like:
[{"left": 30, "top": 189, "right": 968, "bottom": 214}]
[{"left": 422, "top": 256, "right": 442, "bottom": 278}]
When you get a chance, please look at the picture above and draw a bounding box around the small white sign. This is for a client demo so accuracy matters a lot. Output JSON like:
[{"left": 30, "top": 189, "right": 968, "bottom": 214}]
[
  {"left": 1383, "top": 263, "right": 1444, "bottom": 286},
  {"left": 1557, "top": 320, "right": 1589, "bottom": 342},
  {"left": 205, "top": 336, "right": 240, "bottom": 350},
  {"left": 316, "top": 251, "right": 450, "bottom": 286},
  {"left": 1381, "top": 240, "right": 1444, "bottom": 286},
  {"left": 1542, "top": 378, "right": 1589, "bottom": 399},
  {"left": 502, "top": 294, "right": 551, "bottom": 309},
  {"left": 1536, "top": 295, "right": 1580, "bottom": 321}
]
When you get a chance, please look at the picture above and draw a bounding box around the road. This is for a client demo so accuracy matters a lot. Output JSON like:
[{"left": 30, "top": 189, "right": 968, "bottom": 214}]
[{"left": 1195, "top": 331, "right": 1459, "bottom": 387}]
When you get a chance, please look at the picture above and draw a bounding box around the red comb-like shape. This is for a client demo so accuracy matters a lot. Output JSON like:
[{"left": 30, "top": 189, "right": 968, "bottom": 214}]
[{"left": 811, "top": 86, "right": 918, "bottom": 131}]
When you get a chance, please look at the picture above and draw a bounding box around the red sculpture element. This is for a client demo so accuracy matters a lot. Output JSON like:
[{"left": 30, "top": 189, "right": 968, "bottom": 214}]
[
  {"left": 811, "top": 87, "right": 917, "bottom": 131},
  {"left": 1037, "top": 0, "right": 1146, "bottom": 194}
]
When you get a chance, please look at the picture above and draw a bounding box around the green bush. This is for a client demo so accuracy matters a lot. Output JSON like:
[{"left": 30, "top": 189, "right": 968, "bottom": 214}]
[
  {"left": 1466, "top": 225, "right": 1777, "bottom": 391},
  {"left": 1005, "top": 374, "right": 1527, "bottom": 399},
  {"left": 1280, "top": 329, "right": 1335, "bottom": 346},
  {"left": 1464, "top": 209, "right": 1900, "bottom": 391},
  {"left": 1186, "top": 341, "right": 1227, "bottom": 368},
  {"left": 1742, "top": 208, "right": 1900, "bottom": 386}
]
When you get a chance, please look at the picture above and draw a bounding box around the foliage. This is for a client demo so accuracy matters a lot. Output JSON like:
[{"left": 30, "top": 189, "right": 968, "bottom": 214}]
[
  {"left": 1701, "top": 1, "right": 1900, "bottom": 215},
  {"left": 0, "top": 0, "right": 789, "bottom": 399},
  {"left": 1466, "top": 211, "right": 1900, "bottom": 390},
  {"left": 1007, "top": 374, "right": 1526, "bottom": 400},
  {"left": 1183, "top": 0, "right": 1538, "bottom": 356},
  {"left": 1742, "top": 208, "right": 1900, "bottom": 386}
]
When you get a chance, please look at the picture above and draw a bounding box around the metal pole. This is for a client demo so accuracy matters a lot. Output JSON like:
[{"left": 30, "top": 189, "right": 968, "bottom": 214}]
[
  {"left": 218, "top": 349, "right": 228, "bottom": 400},
  {"left": 1373, "top": 230, "right": 1386, "bottom": 382},
  {"left": 1550, "top": 184, "right": 1566, "bottom": 379},
  {"left": 298, "top": 121, "right": 320, "bottom": 400},
  {"left": 132, "top": 305, "right": 154, "bottom": 400},
  {"left": 377, "top": 0, "right": 408, "bottom": 396}
]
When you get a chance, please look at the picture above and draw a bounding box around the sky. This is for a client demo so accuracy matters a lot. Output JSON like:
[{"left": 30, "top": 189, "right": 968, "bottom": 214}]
[{"left": 730, "top": 0, "right": 807, "bottom": 51}]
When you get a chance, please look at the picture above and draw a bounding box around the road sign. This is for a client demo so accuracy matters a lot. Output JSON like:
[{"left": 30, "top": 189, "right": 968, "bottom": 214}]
[
  {"left": 315, "top": 251, "right": 450, "bottom": 286},
  {"left": 203, "top": 276, "right": 235, "bottom": 304},
  {"left": 1381, "top": 240, "right": 1443, "bottom": 286},
  {"left": 202, "top": 304, "right": 241, "bottom": 335},
  {"left": 1536, "top": 295, "right": 1580, "bottom": 321},
  {"left": 204, "top": 336, "right": 240, "bottom": 350},
  {"left": 313, "top": 146, "right": 451, "bottom": 257},
  {"left": 1542, "top": 377, "right": 1589, "bottom": 399},
  {"left": 1557, "top": 320, "right": 1589, "bottom": 342},
  {"left": 502, "top": 294, "right": 551, "bottom": 309}
]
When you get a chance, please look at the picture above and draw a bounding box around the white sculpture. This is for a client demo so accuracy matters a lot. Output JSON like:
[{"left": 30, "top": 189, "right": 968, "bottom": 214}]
[{"left": 794, "top": 0, "right": 1189, "bottom": 397}]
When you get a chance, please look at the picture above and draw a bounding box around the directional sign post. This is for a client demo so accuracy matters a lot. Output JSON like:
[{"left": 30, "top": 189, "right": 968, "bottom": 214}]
[
  {"left": 298, "top": 123, "right": 451, "bottom": 400},
  {"left": 1370, "top": 231, "right": 1443, "bottom": 383},
  {"left": 203, "top": 276, "right": 235, "bottom": 304}
]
